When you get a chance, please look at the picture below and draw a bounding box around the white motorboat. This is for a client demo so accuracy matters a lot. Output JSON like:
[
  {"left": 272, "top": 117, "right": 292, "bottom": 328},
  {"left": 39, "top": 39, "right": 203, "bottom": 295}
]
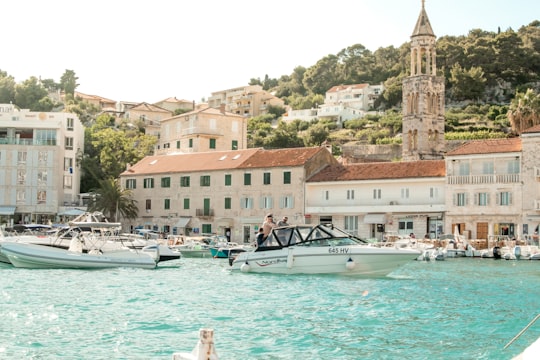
[
  {"left": 229, "top": 224, "right": 421, "bottom": 276},
  {"left": 0, "top": 212, "right": 160, "bottom": 269},
  {"left": 0, "top": 240, "right": 158, "bottom": 269},
  {"left": 172, "top": 237, "right": 213, "bottom": 258}
]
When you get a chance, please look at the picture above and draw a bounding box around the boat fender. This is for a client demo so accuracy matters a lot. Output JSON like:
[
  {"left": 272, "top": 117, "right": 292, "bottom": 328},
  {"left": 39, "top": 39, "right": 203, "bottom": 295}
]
[
  {"left": 240, "top": 262, "right": 251, "bottom": 272},
  {"left": 346, "top": 257, "right": 356, "bottom": 270}
]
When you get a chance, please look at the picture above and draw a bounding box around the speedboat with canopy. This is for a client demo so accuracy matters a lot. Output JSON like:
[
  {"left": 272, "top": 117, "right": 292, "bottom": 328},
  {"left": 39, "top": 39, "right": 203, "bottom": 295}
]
[{"left": 229, "top": 223, "right": 421, "bottom": 277}]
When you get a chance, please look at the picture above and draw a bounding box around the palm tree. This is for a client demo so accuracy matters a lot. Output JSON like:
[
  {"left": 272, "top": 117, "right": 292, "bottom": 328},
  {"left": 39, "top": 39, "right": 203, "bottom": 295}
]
[
  {"left": 508, "top": 88, "right": 540, "bottom": 134},
  {"left": 87, "top": 178, "right": 138, "bottom": 222}
]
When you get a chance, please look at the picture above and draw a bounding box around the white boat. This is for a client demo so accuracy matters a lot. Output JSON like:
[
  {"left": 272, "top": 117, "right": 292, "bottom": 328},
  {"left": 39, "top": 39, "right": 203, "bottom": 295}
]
[
  {"left": 229, "top": 224, "right": 421, "bottom": 276},
  {"left": 172, "top": 237, "right": 213, "bottom": 258},
  {"left": 0, "top": 240, "right": 158, "bottom": 269},
  {"left": 0, "top": 212, "right": 160, "bottom": 269}
]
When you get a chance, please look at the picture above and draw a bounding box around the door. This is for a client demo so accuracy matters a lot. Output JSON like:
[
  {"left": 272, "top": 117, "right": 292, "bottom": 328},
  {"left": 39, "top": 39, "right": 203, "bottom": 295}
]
[{"left": 476, "top": 222, "right": 488, "bottom": 240}]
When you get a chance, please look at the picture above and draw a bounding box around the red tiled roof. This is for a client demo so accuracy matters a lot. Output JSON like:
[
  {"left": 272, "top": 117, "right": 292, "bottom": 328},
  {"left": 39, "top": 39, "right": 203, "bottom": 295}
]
[
  {"left": 238, "top": 147, "right": 327, "bottom": 168},
  {"left": 121, "top": 147, "right": 329, "bottom": 176},
  {"left": 307, "top": 160, "right": 446, "bottom": 182},
  {"left": 446, "top": 137, "right": 521, "bottom": 156},
  {"left": 522, "top": 124, "right": 540, "bottom": 133}
]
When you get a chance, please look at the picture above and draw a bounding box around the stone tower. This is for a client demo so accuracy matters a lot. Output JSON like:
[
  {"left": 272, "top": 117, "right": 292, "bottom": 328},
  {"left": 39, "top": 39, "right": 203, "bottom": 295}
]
[{"left": 402, "top": 0, "right": 445, "bottom": 161}]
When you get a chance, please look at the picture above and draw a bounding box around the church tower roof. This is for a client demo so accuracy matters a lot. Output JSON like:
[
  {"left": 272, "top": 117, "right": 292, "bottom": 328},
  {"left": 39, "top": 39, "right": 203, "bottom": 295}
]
[{"left": 411, "top": 0, "right": 435, "bottom": 37}]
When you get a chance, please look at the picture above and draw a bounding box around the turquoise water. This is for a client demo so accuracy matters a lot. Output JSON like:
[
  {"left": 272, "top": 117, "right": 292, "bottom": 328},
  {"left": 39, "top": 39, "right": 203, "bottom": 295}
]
[{"left": 0, "top": 258, "right": 538, "bottom": 359}]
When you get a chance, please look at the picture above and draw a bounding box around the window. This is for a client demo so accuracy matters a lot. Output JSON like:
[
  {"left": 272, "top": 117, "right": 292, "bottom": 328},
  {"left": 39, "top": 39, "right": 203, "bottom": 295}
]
[
  {"left": 189, "top": 138, "right": 193, "bottom": 148},
  {"left": 508, "top": 159, "right": 520, "bottom": 174},
  {"left": 67, "top": 117, "right": 74, "bottom": 130},
  {"left": 225, "top": 197, "right": 232, "bottom": 209},
  {"left": 260, "top": 196, "right": 273, "bottom": 209},
  {"left": 240, "top": 197, "right": 253, "bottom": 209},
  {"left": 232, "top": 140, "right": 238, "bottom": 150},
  {"left": 144, "top": 178, "right": 154, "bottom": 188},
  {"left": 344, "top": 216, "right": 359, "bottom": 235},
  {"left": 200, "top": 175, "right": 211, "bottom": 187},
  {"left": 263, "top": 172, "right": 271, "bottom": 185},
  {"left": 180, "top": 176, "right": 190, "bottom": 187},
  {"left": 64, "top": 157, "right": 73, "bottom": 172},
  {"left": 17, "top": 169, "right": 26, "bottom": 185},
  {"left": 482, "top": 161, "right": 494, "bottom": 174},
  {"left": 38, "top": 171, "right": 47, "bottom": 186},
  {"left": 161, "top": 177, "right": 171, "bottom": 188},
  {"left": 399, "top": 220, "right": 413, "bottom": 233},
  {"left": 373, "top": 189, "right": 381, "bottom": 199},
  {"left": 476, "top": 192, "right": 489, "bottom": 206},
  {"left": 176, "top": 140, "right": 181, "bottom": 149},
  {"left": 456, "top": 192, "right": 467, "bottom": 207},
  {"left": 146, "top": 199, "right": 152, "bottom": 210},
  {"left": 202, "top": 224, "right": 212, "bottom": 234},
  {"left": 126, "top": 179, "right": 136, "bottom": 189},
  {"left": 164, "top": 199, "right": 170, "bottom": 210},
  {"left": 430, "top": 187, "right": 439, "bottom": 198},
  {"left": 17, "top": 189, "right": 25, "bottom": 203},
  {"left": 225, "top": 174, "right": 232, "bottom": 186},
  {"left": 244, "top": 173, "right": 251, "bottom": 186},
  {"left": 64, "top": 175, "right": 72, "bottom": 189},
  {"left": 65, "top": 137, "right": 74, "bottom": 150},
  {"left": 35, "top": 129, "right": 56, "bottom": 145},
  {"left": 324, "top": 190, "right": 329, "bottom": 200},
  {"left": 280, "top": 195, "right": 294, "bottom": 209},
  {"left": 498, "top": 191, "right": 512, "bottom": 206},
  {"left": 347, "top": 190, "right": 354, "bottom": 200},
  {"left": 401, "top": 188, "right": 409, "bottom": 199},
  {"left": 459, "top": 163, "right": 470, "bottom": 176},
  {"left": 183, "top": 198, "right": 190, "bottom": 209},
  {"left": 38, "top": 151, "right": 48, "bottom": 164},
  {"left": 283, "top": 171, "right": 291, "bottom": 184},
  {"left": 18, "top": 151, "right": 27, "bottom": 164},
  {"left": 37, "top": 190, "right": 47, "bottom": 204},
  {"left": 209, "top": 138, "right": 216, "bottom": 149}
]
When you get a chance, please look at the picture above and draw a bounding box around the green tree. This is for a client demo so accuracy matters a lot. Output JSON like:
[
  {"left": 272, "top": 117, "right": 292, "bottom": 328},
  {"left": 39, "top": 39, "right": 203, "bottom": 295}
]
[
  {"left": 87, "top": 178, "right": 138, "bottom": 221},
  {"left": 449, "top": 64, "right": 487, "bottom": 101},
  {"left": 303, "top": 55, "right": 341, "bottom": 95},
  {"left": 60, "top": 69, "right": 79, "bottom": 96},
  {"left": 14, "top": 76, "right": 48, "bottom": 110},
  {"left": 303, "top": 123, "right": 330, "bottom": 147},
  {"left": 0, "top": 70, "right": 16, "bottom": 104}
]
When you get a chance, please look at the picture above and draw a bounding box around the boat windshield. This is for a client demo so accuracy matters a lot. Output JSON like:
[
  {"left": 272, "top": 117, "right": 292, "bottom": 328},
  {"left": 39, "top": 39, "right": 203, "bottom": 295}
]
[{"left": 257, "top": 224, "right": 367, "bottom": 250}]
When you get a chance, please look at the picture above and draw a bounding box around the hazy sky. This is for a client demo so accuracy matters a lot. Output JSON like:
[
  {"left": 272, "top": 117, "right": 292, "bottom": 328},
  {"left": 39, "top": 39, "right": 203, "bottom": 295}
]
[{"left": 2, "top": 0, "right": 538, "bottom": 104}]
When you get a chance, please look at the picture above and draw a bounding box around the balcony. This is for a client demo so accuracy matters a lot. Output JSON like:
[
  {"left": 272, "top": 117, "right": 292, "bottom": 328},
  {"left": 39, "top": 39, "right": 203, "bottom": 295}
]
[
  {"left": 447, "top": 173, "right": 520, "bottom": 185},
  {"left": 196, "top": 208, "right": 214, "bottom": 218},
  {"left": 181, "top": 127, "right": 222, "bottom": 136}
]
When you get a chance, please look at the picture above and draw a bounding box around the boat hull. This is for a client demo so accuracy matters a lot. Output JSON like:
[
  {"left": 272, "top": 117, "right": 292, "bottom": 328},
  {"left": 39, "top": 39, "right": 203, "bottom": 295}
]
[
  {"left": 0, "top": 242, "right": 157, "bottom": 269},
  {"left": 231, "top": 246, "right": 420, "bottom": 277}
]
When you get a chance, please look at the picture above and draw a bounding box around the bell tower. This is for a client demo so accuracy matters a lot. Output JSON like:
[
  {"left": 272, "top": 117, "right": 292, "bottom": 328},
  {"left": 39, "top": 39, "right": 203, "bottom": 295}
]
[{"left": 402, "top": 0, "right": 445, "bottom": 161}]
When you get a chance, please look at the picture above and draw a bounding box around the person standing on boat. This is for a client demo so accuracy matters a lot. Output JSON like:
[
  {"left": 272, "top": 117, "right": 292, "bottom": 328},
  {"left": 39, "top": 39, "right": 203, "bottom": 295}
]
[
  {"left": 262, "top": 214, "right": 276, "bottom": 242},
  {"left": 277, "top": 216, "right": 288, "bottom": 227},
  {"left": 256, "top": 227, "right": 265, "bottom": 247}
]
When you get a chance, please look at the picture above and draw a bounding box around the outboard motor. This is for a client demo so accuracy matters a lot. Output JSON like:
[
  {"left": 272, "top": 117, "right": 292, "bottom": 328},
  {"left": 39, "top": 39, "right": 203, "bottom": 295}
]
[
  {"left": 514, "top": 246, "right": 521, "bottom": 260},
  {"left": 493, "top": 246, "right": 502, "bottom": 259}
]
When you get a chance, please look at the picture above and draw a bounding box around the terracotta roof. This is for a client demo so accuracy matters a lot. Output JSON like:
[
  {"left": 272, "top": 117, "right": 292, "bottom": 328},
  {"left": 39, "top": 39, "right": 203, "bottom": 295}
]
[
  {"left": 160, "top": 106, "right": 244, "bottom": 123},
  {"left": 446, "top": 138, "right": 521, "bottom": 156},
  {"left": 121, "top": 147, "right": 329, "bottom": 176},
  {"left": 307, "top": 160, "right": 446, "bottom": 182},
  {"left": 522, "top": 124, "right": 540, "bottom": 133},
  {"left": 75, "top": 91, "right": 116, "bottom": 104},
  {"left": 238, "top": 147, "right": 328, "bottom": 168},
  {"left": 130, "top": 102, "right": 171, "bottom": 113},
  {"left": 327, "top": 84, "right": 369, "bottom": 93}
]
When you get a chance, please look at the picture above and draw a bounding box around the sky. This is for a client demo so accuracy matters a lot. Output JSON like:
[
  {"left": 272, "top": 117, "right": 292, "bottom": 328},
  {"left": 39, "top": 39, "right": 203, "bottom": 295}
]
[{"left": 2, "top": 0, "right": 539, "bottom": 104}]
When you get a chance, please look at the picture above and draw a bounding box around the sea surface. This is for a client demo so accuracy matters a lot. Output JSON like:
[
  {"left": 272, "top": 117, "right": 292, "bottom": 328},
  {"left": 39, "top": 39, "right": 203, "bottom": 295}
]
[{"left": 0, "top": 257, "right": 539, "bottom": 360}]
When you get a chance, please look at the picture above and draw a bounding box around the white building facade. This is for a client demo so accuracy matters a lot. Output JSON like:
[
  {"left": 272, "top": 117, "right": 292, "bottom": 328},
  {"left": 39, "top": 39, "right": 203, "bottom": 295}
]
[{"left": 0, "top": 104, "right": 84, "bottom": 226}]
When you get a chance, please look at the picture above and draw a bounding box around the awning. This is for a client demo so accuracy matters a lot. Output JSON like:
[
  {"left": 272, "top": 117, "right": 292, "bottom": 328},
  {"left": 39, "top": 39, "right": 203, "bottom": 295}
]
[
  {"left": 174, "top": 217, "right": 191, "bottom": 228},
  {"left": 58, "top": 208, "right": 86, "bottom": 216},
  {"left": 363, "top": 213, "right": 387, "bottom": 224},
  {"left": 0, "top": 206, "right": 16, "bottom": 215}
]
